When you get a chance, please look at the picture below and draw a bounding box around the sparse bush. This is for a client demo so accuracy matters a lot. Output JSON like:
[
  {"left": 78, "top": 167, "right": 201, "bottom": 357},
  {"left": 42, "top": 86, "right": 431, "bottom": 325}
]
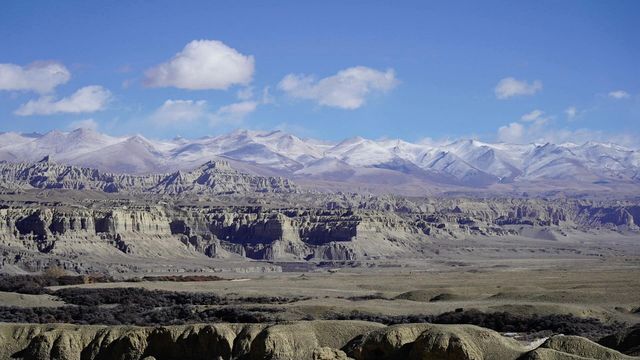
[
  {"left": 324, "top": 309, "right": 626, "bottom": 340},
  {"left": 0, "top": 274, "right": 108, "bottom": 294},
  {"left": 138, "top": 275, "right": 225, "bottom": 282},
  {"left": 43, "top": 266, "right": 68, "bottom": 278},
  {"left": 52, "top": 287, "right": 309, "bottom": 307},
  {"left": 0, "top": 305, "right": 284, "bottom": 326},
  {"left": 344, "top": 293, "right": 388, "bottom": 301},
  {"left": 53, "top": 288, "right": 224, "bottom": 307}
]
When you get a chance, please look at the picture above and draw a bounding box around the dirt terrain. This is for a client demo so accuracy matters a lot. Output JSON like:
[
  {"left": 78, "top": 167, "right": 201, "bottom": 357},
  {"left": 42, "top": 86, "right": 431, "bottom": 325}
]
[
  {"left": 44, "top": 260, "right": 639, "bottom": 325},
  {"left": 0, "top": 163, "right": 639, "bottom": 359}
]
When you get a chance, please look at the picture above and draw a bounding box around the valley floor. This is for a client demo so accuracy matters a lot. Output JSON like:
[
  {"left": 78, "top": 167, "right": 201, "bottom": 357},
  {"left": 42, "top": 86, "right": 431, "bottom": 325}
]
[{"left": 44, "top": 258, "right": 640, "bottom": 326}]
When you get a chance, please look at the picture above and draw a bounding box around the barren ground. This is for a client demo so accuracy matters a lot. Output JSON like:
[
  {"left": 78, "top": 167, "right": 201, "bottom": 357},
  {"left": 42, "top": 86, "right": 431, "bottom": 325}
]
[{"left": 43, "top": 257, "right": 640, "bottom": 326}]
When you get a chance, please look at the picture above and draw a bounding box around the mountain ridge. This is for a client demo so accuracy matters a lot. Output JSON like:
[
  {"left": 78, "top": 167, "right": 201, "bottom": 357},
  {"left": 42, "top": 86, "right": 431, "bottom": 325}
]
[
  {"left": 0, "top": 158, "right": 296, "bottom": 195},
  {"left": 1, "top": 128, "right": 639, "bottom": 193}
]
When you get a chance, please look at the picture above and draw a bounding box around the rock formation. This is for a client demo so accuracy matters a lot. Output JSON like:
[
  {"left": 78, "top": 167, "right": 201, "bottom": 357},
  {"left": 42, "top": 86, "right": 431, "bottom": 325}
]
[
  {"left": 0, "top": 160, "right": 296, "bottom": 195},
  {"left": 0, "top": 190, "right": 639, "bottom": 273},
  {"left": 0, "top": 321, "right": 635, "bottom": 360}
]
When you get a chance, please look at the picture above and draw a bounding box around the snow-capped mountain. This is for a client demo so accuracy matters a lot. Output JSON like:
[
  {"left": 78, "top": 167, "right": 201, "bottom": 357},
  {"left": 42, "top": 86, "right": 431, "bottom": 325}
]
[{"left": 0, "top": 128, "right": 638, "bottom": 192}]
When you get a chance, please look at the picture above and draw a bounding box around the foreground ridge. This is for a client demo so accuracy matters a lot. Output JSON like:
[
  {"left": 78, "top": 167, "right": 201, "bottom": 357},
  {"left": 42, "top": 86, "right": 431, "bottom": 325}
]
[{"left": 1, "top": 321, "right": 636, "bottom": 360}]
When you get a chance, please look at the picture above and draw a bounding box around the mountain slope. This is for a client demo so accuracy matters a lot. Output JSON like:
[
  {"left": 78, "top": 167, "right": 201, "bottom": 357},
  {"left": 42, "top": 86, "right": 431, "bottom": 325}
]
[{"left": 0, "top": 128, "right": 638, "bottom": 193}]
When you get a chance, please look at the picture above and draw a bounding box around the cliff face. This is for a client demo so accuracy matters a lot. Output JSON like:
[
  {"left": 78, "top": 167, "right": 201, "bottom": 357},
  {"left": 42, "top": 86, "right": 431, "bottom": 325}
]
[
  {"left": 0, "top": 205, "right": 415, "bottom": 267},
  {"left": 0, "top": 194, "right": 639, "bottom": 274},
  {"left": 0, "top": 322, "right": 633, "bottom": 360}
]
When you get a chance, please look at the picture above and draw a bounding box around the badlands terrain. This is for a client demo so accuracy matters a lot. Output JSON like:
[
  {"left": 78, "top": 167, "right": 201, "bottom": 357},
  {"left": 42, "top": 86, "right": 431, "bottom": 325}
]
[{"left": 0, "top": 130, "right": 638, "bottom": 359}]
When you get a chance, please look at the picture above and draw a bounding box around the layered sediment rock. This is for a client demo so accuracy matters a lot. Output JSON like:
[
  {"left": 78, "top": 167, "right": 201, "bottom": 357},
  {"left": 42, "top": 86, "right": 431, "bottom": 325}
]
[
  {"left": 0, "top": 322, "right": 634, "bottom": 360},
  {"left": 0, "top": 194, "right": 640, "bottom": 273},
  {"left": 0, "top": 159, "right": 296, "bottom": 195}
]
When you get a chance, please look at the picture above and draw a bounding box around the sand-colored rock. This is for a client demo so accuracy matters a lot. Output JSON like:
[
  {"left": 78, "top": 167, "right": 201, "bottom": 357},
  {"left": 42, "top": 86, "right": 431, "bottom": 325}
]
[
  {"left": 249, "top": 321, "right": 383, "bottom": 360},
  {"left": 1, "top": 322, "right": 638, "bottom": 360},
  {"left": 348, "top": 323, "right": 526, "bottom": 360},
  {"left": 537, "top": 335, "right": 636, "bottom": 359},
  {"left": 521, "top": 348, "right": 595, "bottom": 360},
  {"left": 312, "top": 347, "right": 351, "bottom": 360},
  {"left": 408, "top": 324, "right": 524, "bottom": 360},
  {"left": 348, "top": 323, "right": 433, "bottom": 359},
  {"left": 346, "top": 323, "right": 639, "bottom": 360}
]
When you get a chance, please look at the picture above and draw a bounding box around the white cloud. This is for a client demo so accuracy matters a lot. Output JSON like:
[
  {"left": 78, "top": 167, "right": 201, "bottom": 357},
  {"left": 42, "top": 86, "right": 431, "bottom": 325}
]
[
  {"left": 519, "top": 109, "right": 551, "bottom": 128},
  {"left": 539, "top": 128, "right": 638, "bottom": 147},
  {"left": 496, "top": 119, "right": 638, "bottom": 147},
  {"left": 497, "top": 122, "right": 525, "bottom": 142},
  {"left": 211, "top": 101, "right": 257, "bottom": 125},
  {"left": 150, "top": 99, "right": 208, "bottom": 125},
  {"left": 417, "top": 137, "right": 454, "bottom": 147},
  {"left": 0, "top": 62, "right": 70, "bottom": 93},
  {"left": 565, "top": 106, "right": 577, "bottom": 120},
  {"left": 278, "top": 66, "right": 398, "bottom": 109},
  {"left": 14, "top": 85, "right": 111, "bottom": 116},
  {"left": 150, "top": 99, "right": 258, "bottom": 127},
  {"left": 68, "top": 119, "right": 99, "bottom": 131},
  {"left": 494, "top": 77, "right": 542, "bottom": 99},
  {"left": 608, "top": 90, "right": 630, "bottom": 99},
  {"left": 520, "top": 109, "right": 545, "bottom": 122},
  {"left": 144, "top": 40, "right": 254, "bottom": 90}
]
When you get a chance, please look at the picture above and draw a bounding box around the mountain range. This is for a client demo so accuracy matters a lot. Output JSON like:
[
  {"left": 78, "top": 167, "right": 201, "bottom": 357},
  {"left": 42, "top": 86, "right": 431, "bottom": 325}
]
[{"left": 1, "top": 128, "right": 639, "bottom": 194}]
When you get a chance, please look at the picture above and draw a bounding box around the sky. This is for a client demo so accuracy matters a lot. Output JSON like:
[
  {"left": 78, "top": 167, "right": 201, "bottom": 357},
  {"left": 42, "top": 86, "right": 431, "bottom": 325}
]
[{"left": 0, "top": 0, "right": 639, "bottom": 145}]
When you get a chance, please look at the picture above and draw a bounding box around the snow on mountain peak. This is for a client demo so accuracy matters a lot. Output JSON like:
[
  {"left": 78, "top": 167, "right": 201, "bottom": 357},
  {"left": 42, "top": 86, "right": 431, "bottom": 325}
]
[{"left": 0, "top": 129, "right": 638, "bottom": 190}]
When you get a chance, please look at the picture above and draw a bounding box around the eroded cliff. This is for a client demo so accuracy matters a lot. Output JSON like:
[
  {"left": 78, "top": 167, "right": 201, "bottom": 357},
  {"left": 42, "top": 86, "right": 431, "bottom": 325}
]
[
  {"left": 0, "top": 321, "right": 635, "bottom": 360},
  {"left": 0, "top": 192, "right": 638, "bottom": 274}
]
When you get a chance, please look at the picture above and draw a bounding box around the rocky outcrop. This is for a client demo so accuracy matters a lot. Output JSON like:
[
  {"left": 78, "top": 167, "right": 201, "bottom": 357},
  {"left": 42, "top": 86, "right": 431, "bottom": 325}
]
[
  {"left": 0, "top": 322, "right": 634, "bottom": 360},
  {"left": 521, "top": 336, "right": 638, "bottom": 360},
  {"left": 1, "top": 194, "right": 640, "bottom": 273},
  {"left": 0, "top": 160, "right": 296, "bottom": 195}
]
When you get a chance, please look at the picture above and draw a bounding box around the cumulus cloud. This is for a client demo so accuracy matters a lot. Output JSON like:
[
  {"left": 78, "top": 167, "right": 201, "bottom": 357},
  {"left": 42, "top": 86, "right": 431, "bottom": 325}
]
[
  {"left": 417, "top": 136, "right": 454, "bottom": 147},
  {"left": 497, "top": 122, "right": 525, "bottom": 142},
  {"left": 0, "top": 62, "right": 70, "bottom": 93},
  {"left": 68, "top": 118, "right": 99, "bottom": 131},
  {"left": 520, "top": 109, "right": 546, "bottom": 122},
  {"left": 278, "top": 66, "right": 398, "bottom": 109},
  {"left": 496, "top": 117, "right": 638, "bottom": 147},
  {"left": 608, "top": 90, "right": 630, "bottom": 99},
  {"left": 144, "top": 40, "right": 254, "bottom": 90},
  {"left": 518, "top": 110, "right": 551, "bottom": 128},
  {"left": 150, "top": 99, "right": 208, "bottom": 125},
  {"left": 494, "top": 77, "right": 542, "bottom": 99},
  {"left": 211, "top": 101, "right": 258, "bottom": 125},
  {"left": 150, "top": 99, "right": 258, "bottom": 127},
  {"left": 14, "top": 85, "right": 111, "bottom": 116}
]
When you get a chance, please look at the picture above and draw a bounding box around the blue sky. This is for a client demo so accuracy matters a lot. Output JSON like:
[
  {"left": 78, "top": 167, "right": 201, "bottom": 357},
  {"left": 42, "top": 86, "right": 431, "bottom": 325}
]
[{"left": 0, "top": 0, "right": 638, "bottom": 145}]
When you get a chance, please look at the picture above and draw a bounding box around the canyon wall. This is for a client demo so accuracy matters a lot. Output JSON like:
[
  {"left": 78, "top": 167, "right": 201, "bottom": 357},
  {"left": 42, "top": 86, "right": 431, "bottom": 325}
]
[{"left": 0, "top": 195, "right": 638, "bottom": 274}]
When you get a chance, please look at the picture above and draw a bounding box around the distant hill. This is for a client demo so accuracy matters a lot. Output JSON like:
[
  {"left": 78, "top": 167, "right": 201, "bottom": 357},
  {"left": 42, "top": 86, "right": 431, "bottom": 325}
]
[{"left": 0, "top": 157, "right": 296, "bottom": 195}]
